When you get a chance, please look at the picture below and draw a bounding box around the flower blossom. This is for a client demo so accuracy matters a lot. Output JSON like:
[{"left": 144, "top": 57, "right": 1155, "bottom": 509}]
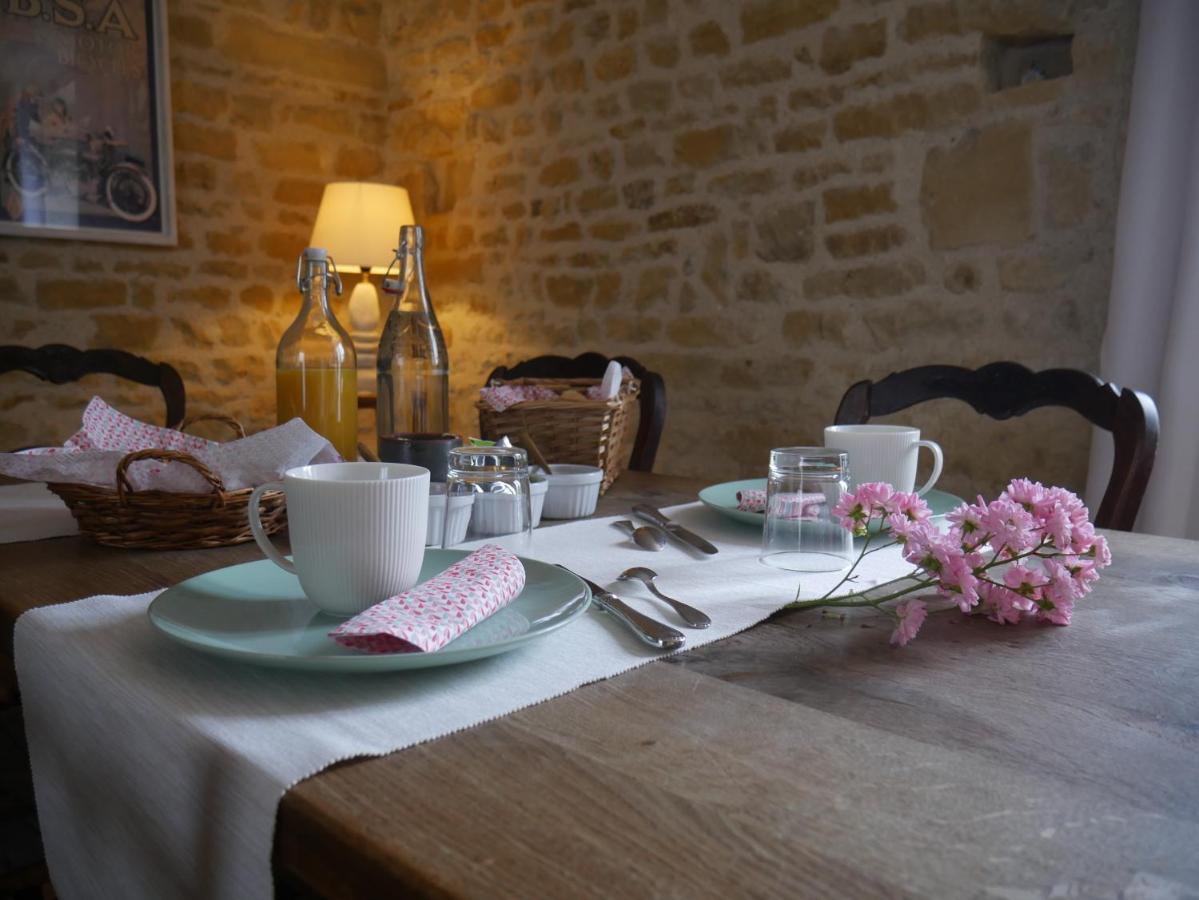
[{"left": 889, "top": 599, "right": 928, "bottom": 647}]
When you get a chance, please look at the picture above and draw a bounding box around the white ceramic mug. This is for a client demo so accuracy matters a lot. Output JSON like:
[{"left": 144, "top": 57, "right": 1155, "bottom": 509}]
[
  {"left": 823, "top": 425, "right": 944, "bottom": 496},
  {"left": 248, "top": 462, "right": 429, "bottom": 617}
]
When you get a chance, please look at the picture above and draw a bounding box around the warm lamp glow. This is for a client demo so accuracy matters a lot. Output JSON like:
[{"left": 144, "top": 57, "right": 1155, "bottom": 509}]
[{"left": 309, "top": 182, "right": 415, "bottom": 275}]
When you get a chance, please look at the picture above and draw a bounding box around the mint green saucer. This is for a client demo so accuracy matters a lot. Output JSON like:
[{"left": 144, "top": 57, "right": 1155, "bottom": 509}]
[
  {"left": 698, "top": 478, "right": 965, "bottom": 527},
  {"left": 148, "top": 550, "right": 590, "bottom": 672}
]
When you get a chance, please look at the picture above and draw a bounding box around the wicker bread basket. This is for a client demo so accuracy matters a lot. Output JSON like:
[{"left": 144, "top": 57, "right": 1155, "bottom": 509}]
[
  {"left": 476, "top": 376, "right": 639, "bottom": 494},
  {"left": 46, "top": 414, "right": 287, "bottom": 550}
]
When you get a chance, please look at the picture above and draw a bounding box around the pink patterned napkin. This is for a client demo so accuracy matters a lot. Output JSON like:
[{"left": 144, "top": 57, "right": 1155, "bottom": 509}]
[
  {"left": 0, "top": 397, "right": 338, "bottom": 491},
  {"left": 737, "top": 489, "right": 826, "bottom": 519},
  {"left": 329, "top": 544, "right": 526, "bottom": 654},
  {"left": 479, "top": 384, "right": 559, "bottom": 412}
]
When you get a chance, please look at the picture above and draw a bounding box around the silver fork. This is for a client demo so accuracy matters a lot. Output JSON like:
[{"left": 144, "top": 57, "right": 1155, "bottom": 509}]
[{"left": 617, "top": 567, "right": 711, "bottom": 629}]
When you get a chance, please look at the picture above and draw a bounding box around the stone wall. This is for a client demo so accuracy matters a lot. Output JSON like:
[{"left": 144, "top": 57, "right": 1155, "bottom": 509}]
[
  {"left": 389, "top": 0, "right": 1139, "bottom": 498},
  {"left": 0, "top": 0, "right": 389, "bottom": 445},
  {"left": 1, "top": 0, "right": 1139, "bottom": 500}
]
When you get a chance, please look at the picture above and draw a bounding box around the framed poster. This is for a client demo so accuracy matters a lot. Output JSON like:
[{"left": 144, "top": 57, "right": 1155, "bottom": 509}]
[{"left": 0, "top": 0, "right": 176, "bottom": 245}]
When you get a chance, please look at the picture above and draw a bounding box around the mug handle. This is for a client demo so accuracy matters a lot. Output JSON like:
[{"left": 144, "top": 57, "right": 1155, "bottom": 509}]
[
  {"left": 248, "top": 481, "right": 296, "bottom": 574},
  {"left": 914, "top": 441, "right": 944, "bottom": 496}
]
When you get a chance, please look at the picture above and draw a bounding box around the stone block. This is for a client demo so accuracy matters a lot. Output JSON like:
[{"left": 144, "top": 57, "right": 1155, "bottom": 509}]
[
  {"left": 823, "top": 184, "right": 896, "bottom": 223},
  {"left": 673, "top": 125, "right": 737, "bottom": 169},
  {"left": 254, "top": 140, "right": 322, "bottom": 172},
  {"left": 622, "top": 179, "right": 655, "bottom": 210},
  {"left": 471, "top": 76, "right": 522, "bottom": 108},
  {"left": 594, "top": 46, "right": 636, "bottom": 82},
  {"left": 542, "top": 21, "right": 573, "bottom": 56},
  {"left": 272, "top": 179, "right": 326, "bottom": 206},
  {"left": 477, "top": 23, "right": 513, "bottom": 49},
  {"left": 239, "top": 286, "right": 276, "bottom": 313},
  {"left": 1044, "top": 146, "right": 1093, "bottom": 228},
  {"left": 648, "top": 204, "right": 718, "bottom": 231},
  {"left": 997, "top": 251, "right": 1074, "bottom": 292},
  {"left": 689, "top": 21, "right": 730, "bottom": 57},
  {"left": 803, "top": 260, "right": 925, "bottom": 299},
  {"left": 646, "top": 36, "right": 680, "bottom": 68},
  {"left": 944, "top": 262, "right": 981, "bottom": 293},
  {"left": 736, "top": 271, "right": 784, "bottom": 304},
  {"left": 93, "top": 314, "right": 161, "bottom": 350},
  {"left": 781, "top": 308, "right": 849, "bottom": 345},
  {"left": 819, "top": 20, "right": 887, "bottom": 75},
  {"left": 825, "top": 224, "right": 906, "bottom": 258},
  {"left": 170, "top": 285, "right": 233, "bottom": 309},
  {"left": 172, "top": 81, "right": 228, "bottom": 119},
  {"left": 170, "top": 12, "right": 212, "bottom": 48},
  {"left": 37, "top": 279, "right": 126, "bottom": 309},
  {"left": 901, "top": 2, "right": 963, "bottom": 42},
  {"left": 541, "top": 222, "right": 583, "bottom": 241},
  {"left": 720, "top": 57, "right": 791, "bottom": 88},
  {"left": 774, "top": 122, "right": 824, "bottom": 153},
  {"left": 578, "top": 186, "right": 620, "bottom": 213},
  {"left": 545, "top": 274, "right": 593, "bottom": 308},
  {"left": 754, "top": 202, "right": 815, "bottom": 262},
  {"left": 539, "top": 157, "right": 582, "bottom": 186},
  {"left": 174, "top": 121, "right": 236, "bottom": 160},
  {"left": 921, "top": 122, "right": 1033, "bottom": 249},
  {"left": 740, "top": 0, "right": 838, "bottom": 44},
  {"left": 709, "top": 169, "right": 780, "bottom": 196},
  {"left": 794, "top": 160, "right": 851, "bottom": 189},
  {"left": 335, "top": 146, "right": 383, "bottom": 179},
  {"left": 635, "top": 266, "right": 674, "bottom": 308},
  {"left": 225, "top": 15, "right": 385, "bottom": 91},
  {"left": 833, "top": 84, "right": 980, "bottom": 141},
  {"left": 589, "top": 219, "right": 641, "bottom": 240},
  {"left": 628, "top": 80, "right": 673, "bottom": 113}
]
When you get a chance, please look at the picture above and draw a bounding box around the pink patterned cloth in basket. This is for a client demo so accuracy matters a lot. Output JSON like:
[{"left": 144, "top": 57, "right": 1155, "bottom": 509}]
[
  {"left": 329, "top": 544, "right": 526, "bottom": 654},
  {"left": 737, "top": 489, "right": 826, "bottom": 519}
]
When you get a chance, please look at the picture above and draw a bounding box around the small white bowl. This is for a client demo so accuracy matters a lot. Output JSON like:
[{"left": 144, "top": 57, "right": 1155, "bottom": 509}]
[
  {"left": 470, "top": 478, "right": 548, "bottom": 536},
  {"left": 539, "top": 464, "right": 603, "bottom": 519},
  {"left": 427, "top": 485, "right": 475, "bottom": 547}
]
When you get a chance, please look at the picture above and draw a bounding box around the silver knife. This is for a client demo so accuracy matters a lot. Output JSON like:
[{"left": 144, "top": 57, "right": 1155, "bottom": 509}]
[
  {"left": 633, "top": 504, "right": 719, "bottom": 555},
  {"left": 557, "top": 567, "right": 685, "bottom": 650}
]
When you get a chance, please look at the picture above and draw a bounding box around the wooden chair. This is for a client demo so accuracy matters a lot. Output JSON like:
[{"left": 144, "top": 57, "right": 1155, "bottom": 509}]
[
  {"left": 0, "top": 343, "right": 186, "bottom": 428},
  {"left": 833, "top": 362, "right": 1158, "bottom": 531},
  {"left": 484, "top": 352, "right": 666, "bottom": 471}
]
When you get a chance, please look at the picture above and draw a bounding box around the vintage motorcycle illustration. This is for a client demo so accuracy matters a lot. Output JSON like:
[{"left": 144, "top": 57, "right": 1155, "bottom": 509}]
[{"left": 3, "top": 124, "right": 158, "bottom": 224}]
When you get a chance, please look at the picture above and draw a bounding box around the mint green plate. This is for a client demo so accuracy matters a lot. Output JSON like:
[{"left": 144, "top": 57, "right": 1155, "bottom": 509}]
[
  {"left": 698, "top": 479, "right": 966, "bottom": 527},
  {"left": 148, "top": 550, "right": 590, "bottom": 672}
]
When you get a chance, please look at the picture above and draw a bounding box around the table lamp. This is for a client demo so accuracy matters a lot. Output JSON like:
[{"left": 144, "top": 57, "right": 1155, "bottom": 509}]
[{"left": 309, "top": 182, "right": 415, "bottom": 393}]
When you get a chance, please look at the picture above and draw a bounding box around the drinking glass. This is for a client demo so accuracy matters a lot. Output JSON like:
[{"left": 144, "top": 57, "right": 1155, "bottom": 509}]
[
  {"left": 443, "top": 445, "right": 534, "bottom": 550},
  {"left": 759, "top": 447, "right": 853, "bottom": 573}
]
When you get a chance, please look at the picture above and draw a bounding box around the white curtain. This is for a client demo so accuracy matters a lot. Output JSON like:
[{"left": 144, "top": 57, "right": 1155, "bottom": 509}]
[{"left": 1086, "top": 0, "right": 1199, "bottom": 539}]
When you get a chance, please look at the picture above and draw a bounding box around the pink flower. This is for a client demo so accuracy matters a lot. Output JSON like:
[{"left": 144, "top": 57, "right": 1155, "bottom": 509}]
[
  {"left": 1002, "top": 563, "right": 1049, "bottom": 599},
  {"left": 936, "top": 546, "right": 980, "bottom": 611},
  {"left": 980, "top": 497, "right": 1038, "bottom": 556},
  {"left": 947, "top": 497, "right": 989, "bottom": 550},
  {"left": 1003, "top": 477, "right": 1048, "bottom": 511},
  {"left": 889, "top": 598, "right": 927, "bottom": 647},
  {"left": 882, "top": 490, "right": 931, "bottom": 526},
  {"left": 976, "top": 581, "right": 1032, "bottom": 625}
]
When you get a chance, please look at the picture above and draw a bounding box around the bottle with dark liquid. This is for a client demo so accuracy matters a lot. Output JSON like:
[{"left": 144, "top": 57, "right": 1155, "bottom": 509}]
[{"left": 377, "top": 225, "right": 451, "bottom": 468}]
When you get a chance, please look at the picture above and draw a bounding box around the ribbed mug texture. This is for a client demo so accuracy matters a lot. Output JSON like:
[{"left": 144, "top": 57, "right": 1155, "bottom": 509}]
[
  {"left": 824, "top": 425, "right": 927, "bottom": 493},
  {"left": 286, "top": 465, "right": 429, "bottom": 616}
]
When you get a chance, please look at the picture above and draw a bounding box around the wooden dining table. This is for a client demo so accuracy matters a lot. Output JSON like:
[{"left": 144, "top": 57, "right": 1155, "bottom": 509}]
[{"left": 2, "top": 470, "right": 1198, "bottom": 898}]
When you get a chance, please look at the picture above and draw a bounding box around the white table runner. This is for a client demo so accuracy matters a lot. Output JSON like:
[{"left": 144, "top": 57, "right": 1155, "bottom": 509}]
[
  {"left": 16, "top": 504, "right": 915, "bottom": 899},
  {"left": 0, "top": 483, "right": 77, "bottom": 544}
]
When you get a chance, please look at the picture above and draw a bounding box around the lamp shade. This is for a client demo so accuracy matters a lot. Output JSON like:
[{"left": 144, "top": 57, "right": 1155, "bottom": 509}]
[{"left": 309, "top": 182, "right": 415, "bottom": 274}]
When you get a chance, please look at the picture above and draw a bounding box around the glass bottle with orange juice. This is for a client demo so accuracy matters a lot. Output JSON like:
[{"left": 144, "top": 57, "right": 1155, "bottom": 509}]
[{"left": 276, "top": 247, "right": 358, "bottom": 460}]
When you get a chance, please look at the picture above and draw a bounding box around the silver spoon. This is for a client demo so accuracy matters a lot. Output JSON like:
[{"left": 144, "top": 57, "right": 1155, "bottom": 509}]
[
  {"left": 613, "top": 519, "right": 666, "bottom": 551},
  {"left": 617, "top": 567, "right": 711, "bottom": 628}
]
